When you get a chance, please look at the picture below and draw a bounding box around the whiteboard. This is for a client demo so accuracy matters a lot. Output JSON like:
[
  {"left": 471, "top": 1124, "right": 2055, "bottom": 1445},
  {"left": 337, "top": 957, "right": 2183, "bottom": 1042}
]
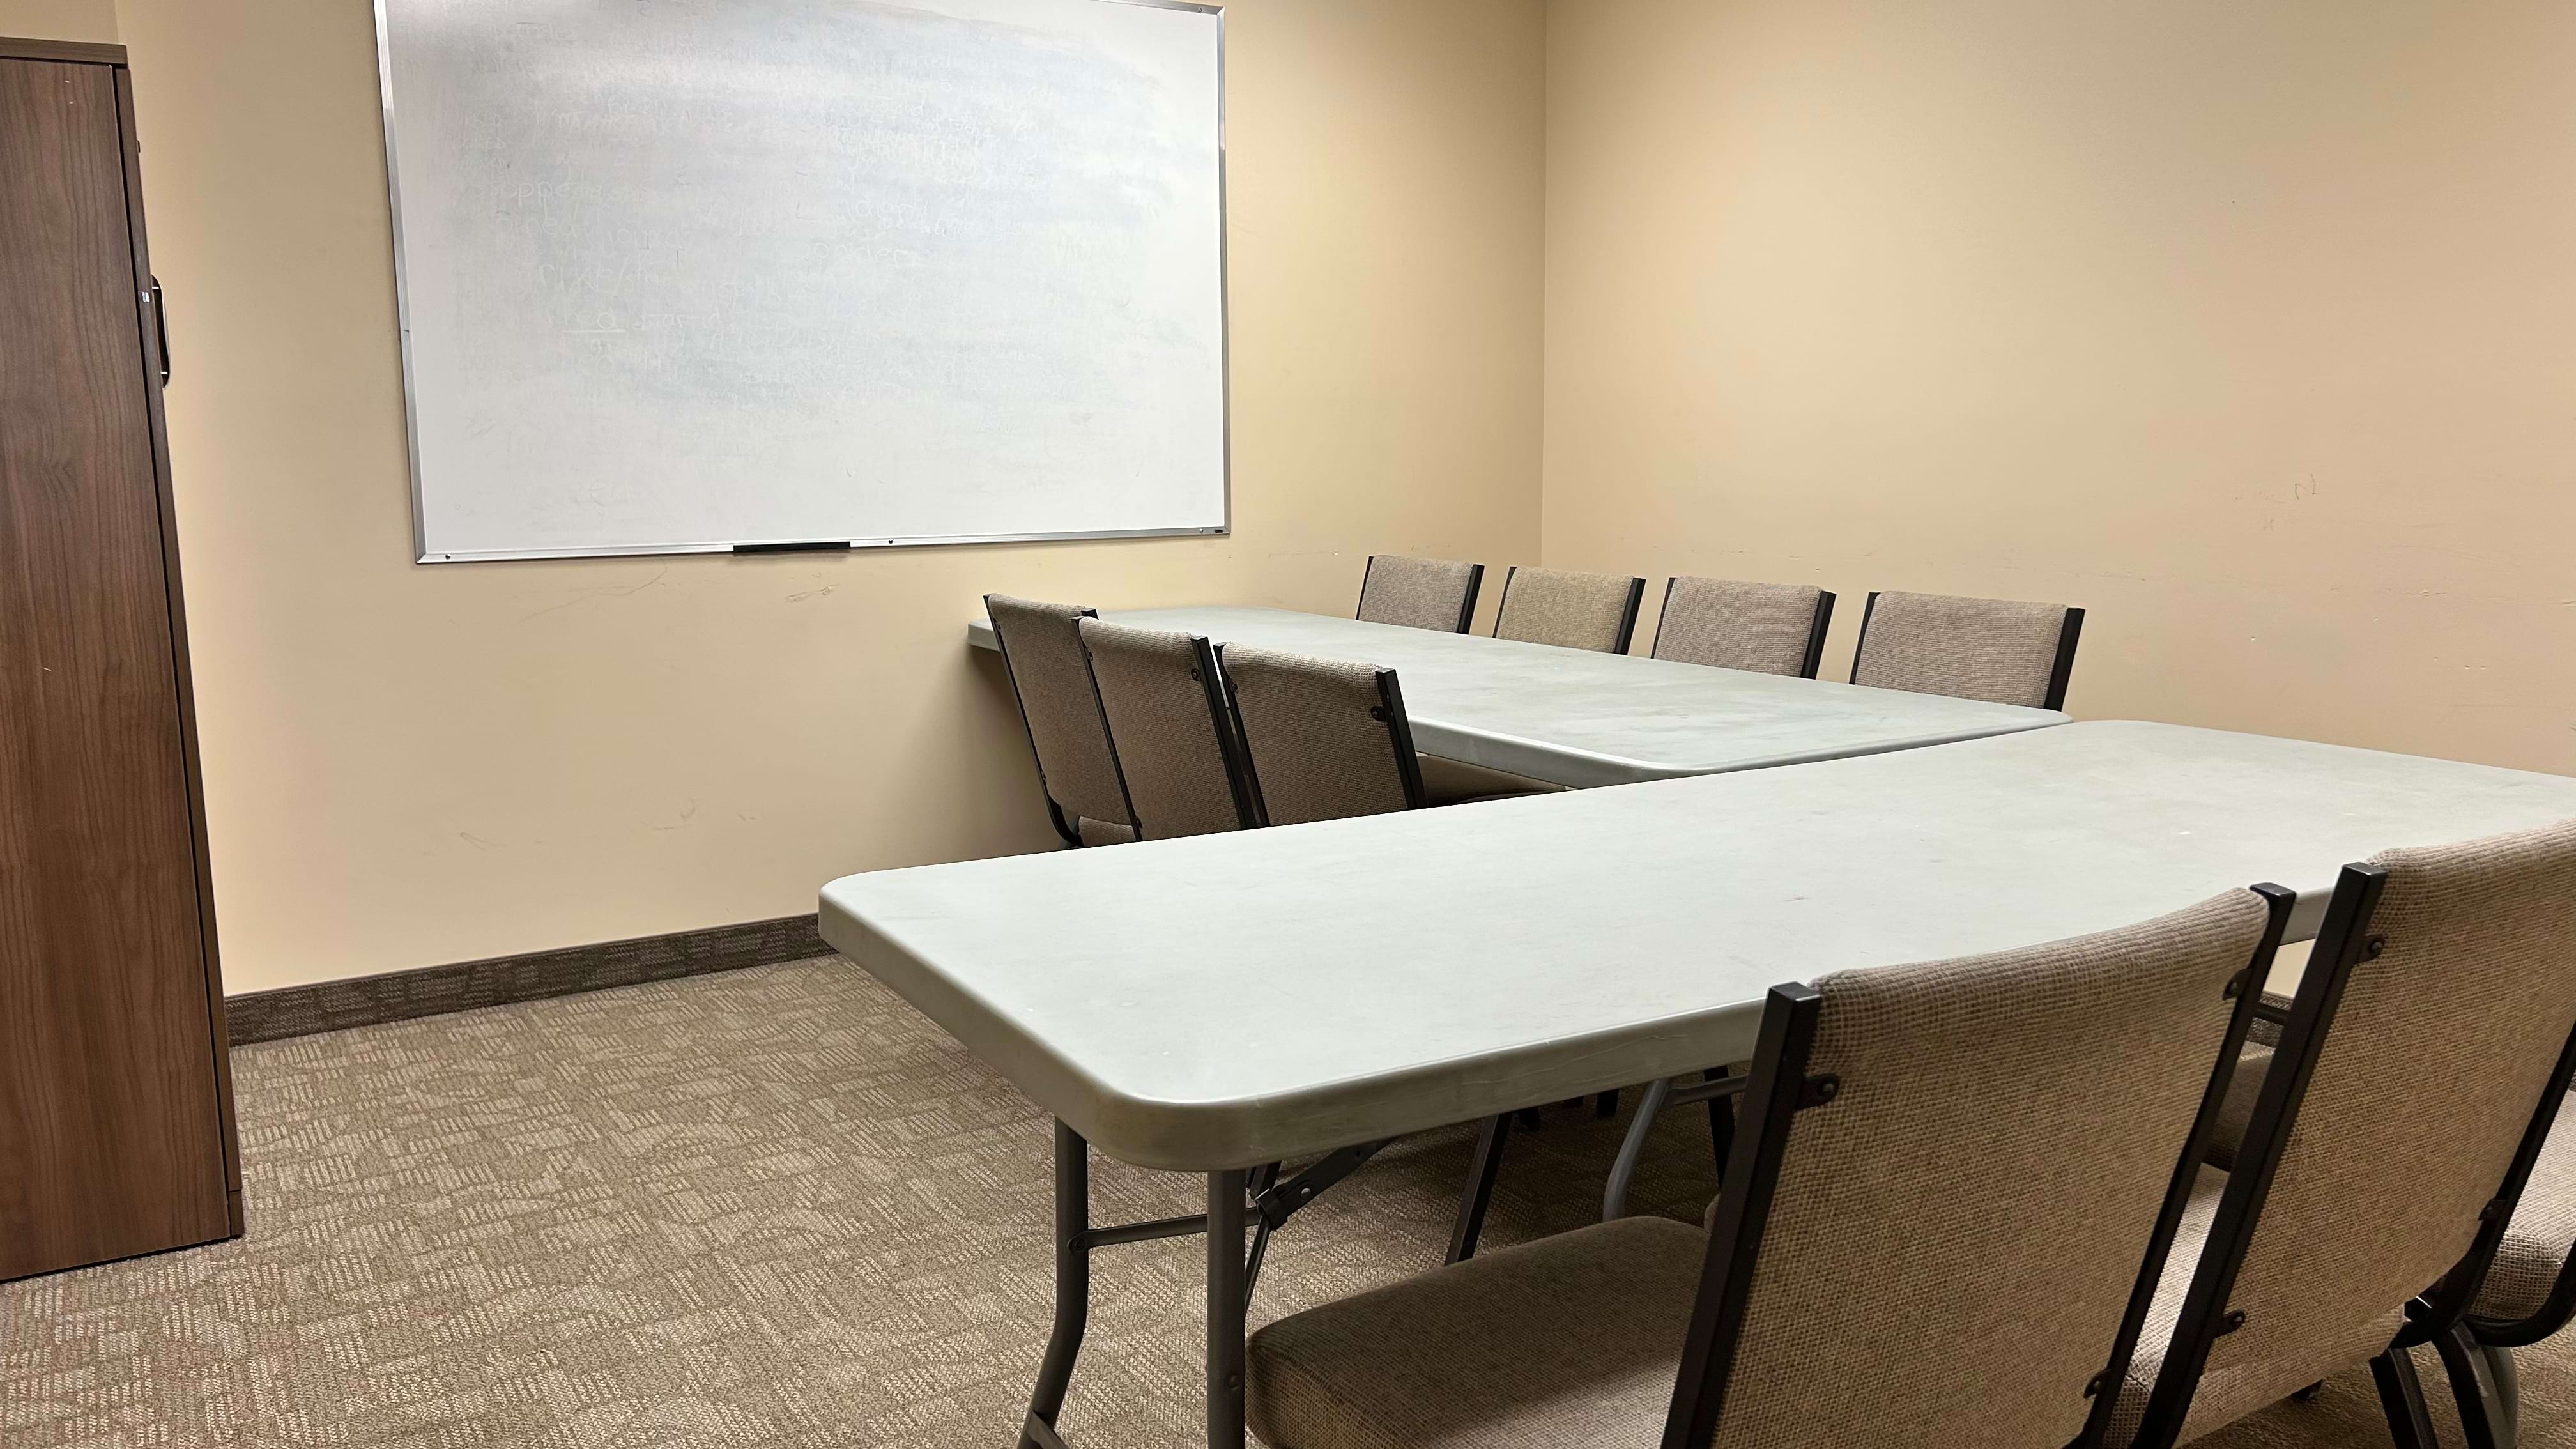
[{"left": 374, "top": 0, "right": 1228, "bottom": 562}]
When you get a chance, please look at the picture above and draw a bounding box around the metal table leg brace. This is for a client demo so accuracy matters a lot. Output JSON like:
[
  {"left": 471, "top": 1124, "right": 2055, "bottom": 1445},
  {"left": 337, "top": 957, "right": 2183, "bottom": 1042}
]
[{"left": 1020, "top": 1121, "right": 1386, "bottom": 1449}]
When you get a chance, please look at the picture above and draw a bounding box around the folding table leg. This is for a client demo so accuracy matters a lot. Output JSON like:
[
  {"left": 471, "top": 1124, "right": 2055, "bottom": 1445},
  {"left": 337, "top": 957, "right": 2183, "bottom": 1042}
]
[
  {"left": 1015, "top": 1133, "right": 1326, "bottom": 1448},
  {"left": 2487, "top": 1341, "right": 2522, "bottom": 1441},
  {"left": 1602, "top": 1077, "right": 1673, "bottom": 1221},
  {"left": 1208, "top": 1169, "right": 1250, "bottom": 1449},
  {"left": 1446, "top": 1113, "right": 1513, "bottom": 1262},
  {"left": 1022, "top": 1121, "right": 1092, "bottom": 1449}
]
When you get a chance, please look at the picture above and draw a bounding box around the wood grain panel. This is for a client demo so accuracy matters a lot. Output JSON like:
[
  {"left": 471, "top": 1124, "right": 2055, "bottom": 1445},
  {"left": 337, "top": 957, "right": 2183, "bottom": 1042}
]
[
  {"left": 0, "top": 56, "right": 231, "bottom": 1280},
  {"left": 116, "top": 63, "right": 241, "bottom": 1229}
]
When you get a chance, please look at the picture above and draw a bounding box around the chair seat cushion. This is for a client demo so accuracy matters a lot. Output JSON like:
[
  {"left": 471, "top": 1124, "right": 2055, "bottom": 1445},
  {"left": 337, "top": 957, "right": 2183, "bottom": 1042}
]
[
  {"left": 2107, "top": 1165, "right": 2228, "bottom": 1446},
  {"left": 2106, "top": 1165, "right": 2400, "bottom": 1446},
  {"left": 1246, "top": 1216, "right": 1703, "bottom": 1449},
  {"left": 2475, "top": 1093, "right": 2576, "bottom": 1324},
  {"left": 2204, "top": 1044, "right": 2274, "bottom": 1172},
  {"left": 1414, "top": 753, "right": 1558, "bottom": 807},
  {"left": 1075, "top": 816, "right": 1136, "bottom": 847}
]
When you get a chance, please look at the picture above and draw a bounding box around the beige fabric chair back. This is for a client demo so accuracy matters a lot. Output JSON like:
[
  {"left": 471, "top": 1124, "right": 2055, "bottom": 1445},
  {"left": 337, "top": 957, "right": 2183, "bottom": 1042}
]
[
  {"left": 1682, "top": 890, "right": 2278, "bottom": 1448},
  {"left": 984, "top": 594, "right": 1131, "bottom": 844},
  {"left": 1491, "top": 566, "right": 1645, "bottom": 653},
  {"left": 2157, "top": 822, "right": 2576, "bottom": 1441},
  {"left": 1219, "top": 642, "right": 1423, "bottom": 826},
  {"left": 1651, "top": 577, "right": 1832, "bottom": 677},
  {"left": 1356, "top": 555, "right": 1483, "bottom": 633},
  {"left": 1075, "top": 618, "right": 1252, "bottom": 841},
  {"left": 1850, "top": 590, "right": 2082, "bottom": 709}
]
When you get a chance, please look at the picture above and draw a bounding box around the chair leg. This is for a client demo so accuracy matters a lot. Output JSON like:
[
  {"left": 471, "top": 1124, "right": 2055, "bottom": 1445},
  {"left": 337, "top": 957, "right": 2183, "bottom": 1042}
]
[
  {"left": 1595, "top": 1090, "right": 1620, "bottom": 1119},
  {"left": 1446, "top": 1114, "right": 1512, "bottom": 1264},
  {"left": 2370, "top": 1347, "right": 2441, "bottom": 1449},
  {"left": 2430, "top": 1323, "right": 2515, "bottom": 1449}
]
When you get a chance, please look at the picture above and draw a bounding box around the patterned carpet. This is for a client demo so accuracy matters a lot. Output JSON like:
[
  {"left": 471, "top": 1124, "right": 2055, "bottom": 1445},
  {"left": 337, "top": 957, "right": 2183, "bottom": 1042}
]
[{"left": 3, "top": 957, "right": 2568, "bottom": 1448}]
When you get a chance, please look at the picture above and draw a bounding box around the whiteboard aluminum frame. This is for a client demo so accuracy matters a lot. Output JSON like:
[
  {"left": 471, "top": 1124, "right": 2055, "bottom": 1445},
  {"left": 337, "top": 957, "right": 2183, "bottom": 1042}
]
[{"left": 371, "top": 0, "right": 1232, "bottom": 565}]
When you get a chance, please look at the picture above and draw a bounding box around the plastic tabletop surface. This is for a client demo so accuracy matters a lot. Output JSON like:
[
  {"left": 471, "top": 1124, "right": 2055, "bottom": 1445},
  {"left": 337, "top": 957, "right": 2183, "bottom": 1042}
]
[
  {"left": 822, "top": 721, "right": 2576, "bottom": 1170},
  {"left": 967, "top": 605, "right": 2064, "bottom": 786}
]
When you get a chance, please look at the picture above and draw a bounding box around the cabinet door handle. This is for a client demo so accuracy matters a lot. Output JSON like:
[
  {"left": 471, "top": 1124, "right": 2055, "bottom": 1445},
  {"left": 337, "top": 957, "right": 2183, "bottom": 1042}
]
[{"left": 148, "top": 277, "right": 171, "bottom": 385}]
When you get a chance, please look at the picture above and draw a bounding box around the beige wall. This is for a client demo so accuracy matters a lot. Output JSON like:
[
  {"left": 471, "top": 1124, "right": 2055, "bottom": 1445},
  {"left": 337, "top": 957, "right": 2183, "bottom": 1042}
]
[
  {"left": 1544, "top": 0, "right": 2576, "bottom": 776},
  {"left": 54, "top": 0, "right": 2573, "bottom": 992},
  {"left": 107, "top": 0, "right": 1543, "bottom": 992},
  {"left": 1, "top": 0, "right": 114, "bottom": 42}
]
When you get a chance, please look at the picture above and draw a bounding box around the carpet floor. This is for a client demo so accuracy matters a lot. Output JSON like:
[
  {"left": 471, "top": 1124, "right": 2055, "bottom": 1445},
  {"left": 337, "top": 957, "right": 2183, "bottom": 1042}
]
[{"left": 3, "top": 956, "right": 2568, "bottom": 1448}]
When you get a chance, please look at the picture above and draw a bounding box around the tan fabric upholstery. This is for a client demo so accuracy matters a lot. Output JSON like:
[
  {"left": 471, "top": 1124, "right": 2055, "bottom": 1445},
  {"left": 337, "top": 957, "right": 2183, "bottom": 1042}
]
[
  {"left": 1221, "top": 643, "right": 1414, "bottom": 825},
  {"left": 1076, "top": 618, "right": 1246, "bottom": 841},
  {"left": 1356, "top": 555, "right": 1481, "bottom": 633},
  {"left": 2246, "top": 993, "right": 2291, "bottom": 1049},
  {"left": 1413, "top": 754, "right": 1557, "bottom": 806},
  {"left": 1247, "top": 1216, "right": 1705, "bottom": 1449},
  {"left": 2106, "top": 1165, "right": 2427, "bottom": 1447},
  {"left": 2474, "top": 1092, "right": 2576, "bottom": 1324},
  {"left": 2108, "top": 1167, "right": 2253, "bottom": 1446},
  {"left": 984, "top": 595, "right": 1130, "bottom": 839},
  {"left": 1247, "top": 890, "right": 2274, "bottom": 1449},
  {"left": 2125, "top": 820, "right": 2576, "bottom": 1445},
  {"left": 1491, "top": 567, "right": 1641, "bottom": 653},
  {"left": 1075, "top": 816, "right": 1135, "bottom": 847},
  {"left": 2202, "top": 1044, "right": 2273, "bottom": 1172},
  {"left": 1651, "top": 577, "right": 1827, "bottom": 676},
  {"left": 1850, "top": 590, "right": 2074, "bottom": 708},
  {"left": 1701, "top": 891, "right": 2269, "bottom": 1448}
]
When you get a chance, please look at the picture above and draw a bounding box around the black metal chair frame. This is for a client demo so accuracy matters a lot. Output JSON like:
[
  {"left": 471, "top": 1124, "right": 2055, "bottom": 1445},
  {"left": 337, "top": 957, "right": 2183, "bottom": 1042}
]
[
  {"left": 1467, "top": 888, "right": 2294, "bottom": 1448},
  {"left": 2465, "top": 1234, "right": 2576, "bottom": 1350},
  {"left": 1657, "top": 980, "right": 1832, "bottom": 1448},
  {"left": 2434, "top": 1084, "right": 2576, "bottom": 1449},
  {"left": 1668, "top": 884, "right": 2292, "bottom": 1449},
  {"left": 1080, "top": 628, "right": 1262, "bottom": 838},
  {"left": 1491, "top": 565, "right": 1648, "bottom": 655},
  {"left": 985, "top": 595, "right": 1136, "bottom": 847},
  {"left": 1850, "top": 590, "right": 2087, "bottom": 711},
  {"left": 2122, "top": 865, "right": 2576, "bottom": 1449},
  {"left": 1356, "top": 555, "right": 1485, "bottom": 634},
  {"left": 1648, "top": 578, "right": 1837, "bottom": 680},
  {"left": 1218, "top": 646, "right": 1429, "bottom": 825}
]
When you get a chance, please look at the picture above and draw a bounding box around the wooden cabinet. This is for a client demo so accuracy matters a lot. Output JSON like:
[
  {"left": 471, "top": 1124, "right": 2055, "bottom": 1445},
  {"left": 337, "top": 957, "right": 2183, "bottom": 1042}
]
[{"left": 0, "top": 38, "right": 239, "bottom": 1280}]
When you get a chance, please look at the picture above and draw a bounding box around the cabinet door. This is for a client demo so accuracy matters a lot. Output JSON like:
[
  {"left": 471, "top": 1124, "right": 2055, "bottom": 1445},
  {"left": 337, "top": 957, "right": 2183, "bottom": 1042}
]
[{"left": 0, "top": 55, "right": 230, "bottom": 1279}]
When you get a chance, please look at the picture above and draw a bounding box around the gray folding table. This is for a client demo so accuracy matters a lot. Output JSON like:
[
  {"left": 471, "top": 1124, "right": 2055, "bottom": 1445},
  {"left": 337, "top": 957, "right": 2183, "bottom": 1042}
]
[
  {"left": 820, "top": 721, "right": 2576, "bottom": 1448},
  {"left": 969, "top": 604, "right": 2064, "bottom": 787}
]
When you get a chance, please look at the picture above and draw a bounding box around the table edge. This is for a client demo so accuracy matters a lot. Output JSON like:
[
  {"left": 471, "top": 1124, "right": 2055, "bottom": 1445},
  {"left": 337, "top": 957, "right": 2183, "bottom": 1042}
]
[{"left": 820, "top": 890, "right": 1774, "bottom": 1170}]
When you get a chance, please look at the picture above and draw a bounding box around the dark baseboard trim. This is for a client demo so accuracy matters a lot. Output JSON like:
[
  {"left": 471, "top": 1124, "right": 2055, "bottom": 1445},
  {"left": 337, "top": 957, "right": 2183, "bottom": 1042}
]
[{"left": 225, "top": 913, "right": 830, "bottom": 1045}]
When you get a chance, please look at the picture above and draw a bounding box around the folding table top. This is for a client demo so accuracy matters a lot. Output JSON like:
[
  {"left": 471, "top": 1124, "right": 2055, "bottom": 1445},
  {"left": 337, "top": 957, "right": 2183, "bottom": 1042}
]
[
  {"left": 825, "top": 721, "right": 2576, "bottom": 1170},
  {"left": 969, "top": 604, "right": 2064, "bottom": 787}
]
